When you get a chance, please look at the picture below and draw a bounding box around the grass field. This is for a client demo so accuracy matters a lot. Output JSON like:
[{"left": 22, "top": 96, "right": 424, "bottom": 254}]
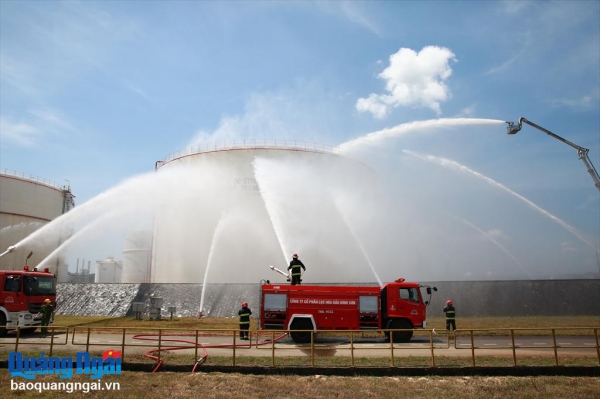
[{"left": 2, "top": 371, "right": 600, "bottom": 399}]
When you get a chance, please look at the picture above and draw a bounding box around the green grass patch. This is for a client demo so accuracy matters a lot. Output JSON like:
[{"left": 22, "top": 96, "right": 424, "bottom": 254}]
[
  {"left": 53, "top": 315, "right": 253, "bottom": 333},
  {"left": 52, "top": 315, "right": 600, "bottom": 336}
]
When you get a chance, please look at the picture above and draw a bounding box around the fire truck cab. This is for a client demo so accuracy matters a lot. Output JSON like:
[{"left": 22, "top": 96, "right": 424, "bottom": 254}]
[
  {"left": 260, "top": 278, "right": 434, "bottom": 343},
  {"left": 0, "top": 266, "right": 57, "bottom": 336}
]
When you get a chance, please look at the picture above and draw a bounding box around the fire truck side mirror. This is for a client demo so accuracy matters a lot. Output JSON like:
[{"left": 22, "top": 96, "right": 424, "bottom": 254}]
[{"left": 426, "top": 287, "right": 437, "bottom": 294}]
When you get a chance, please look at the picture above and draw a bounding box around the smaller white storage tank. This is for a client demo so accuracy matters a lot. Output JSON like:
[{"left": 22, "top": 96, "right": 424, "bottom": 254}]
[
  {"left": 95, "top": 257, "right": 123, "bottom": 283},
  {"left": 122, "top": 231, "right": 152, "bottom": 283},
  {"left": 57, "top": 262, "right": 69, "bottom": 283}
]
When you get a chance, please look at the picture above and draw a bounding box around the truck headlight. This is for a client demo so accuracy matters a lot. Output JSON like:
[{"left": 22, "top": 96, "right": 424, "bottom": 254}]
[{"left": 24, "top": 314, "right": 32, "bottom": 320}]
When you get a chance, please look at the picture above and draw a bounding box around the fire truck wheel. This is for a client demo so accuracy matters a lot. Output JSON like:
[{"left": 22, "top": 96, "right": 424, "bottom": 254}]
[
  {"left": 389, "top": 319, "right": 413, "bottom": 343},
  {"left": 289, "top": 319, "right": 313, "bottom": 344},
  {"left": 0, "top": 314, "right": 7, "bottom": 337}
]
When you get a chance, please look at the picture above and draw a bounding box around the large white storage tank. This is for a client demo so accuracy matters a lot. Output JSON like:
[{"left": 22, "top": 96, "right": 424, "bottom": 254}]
[
  {"left": 0, "top": 170, "right": 74, "bottom": 274},
  {"left": 151, "top": 141, "right": 379, "bottom": 284},
  {"left": 95, "top": 257, "right": 123, "bottom": 283},
  {"left": 122, "top": 231, "right": 152, "bottom": 283}
]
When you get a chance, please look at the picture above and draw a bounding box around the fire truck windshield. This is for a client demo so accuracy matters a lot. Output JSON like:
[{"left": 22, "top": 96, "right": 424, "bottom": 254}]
[
  {"left": 23, "top": 276, "right": 56, "bottom": 296},
  {"left": 400, "top": 287, "right": 420, "bottom": 303}
]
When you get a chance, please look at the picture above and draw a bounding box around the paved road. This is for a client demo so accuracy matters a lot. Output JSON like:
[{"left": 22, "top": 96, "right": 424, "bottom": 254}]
[{"left": 1, "top": 331, "right": 597, "bottom": 358}]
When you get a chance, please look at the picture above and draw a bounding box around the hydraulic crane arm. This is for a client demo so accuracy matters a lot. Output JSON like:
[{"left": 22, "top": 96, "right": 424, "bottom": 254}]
[{"left": 506, "top": 117, "right": 600, "bottom": 192}]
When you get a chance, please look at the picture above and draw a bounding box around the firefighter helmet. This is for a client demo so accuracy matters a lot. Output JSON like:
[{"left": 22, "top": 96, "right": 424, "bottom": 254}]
[
  {"left": 446, "top": 300, "right": 453, "bottom": 306},
  {"left": 292, "top": 253, "right": 298, "bottom": 258},
  {"left": 44, "top": 299, "right": 51, "bottom": 303},
  {"left": 242, "top": 302, "right": 248, "bottom": 308}
]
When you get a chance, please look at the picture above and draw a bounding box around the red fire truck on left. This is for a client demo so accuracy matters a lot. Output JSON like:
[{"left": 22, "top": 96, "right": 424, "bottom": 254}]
[{"left": 0, "top": 266, "right": 57, "bottom": 337}]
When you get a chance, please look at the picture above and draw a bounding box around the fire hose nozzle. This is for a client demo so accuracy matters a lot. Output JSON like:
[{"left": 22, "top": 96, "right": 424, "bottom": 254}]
[
  {"left": 269, "top": 265, "right": 290, "bottom": 279},
  {"left": 0, "top": 245, "right": 18, "bottom": 259}
]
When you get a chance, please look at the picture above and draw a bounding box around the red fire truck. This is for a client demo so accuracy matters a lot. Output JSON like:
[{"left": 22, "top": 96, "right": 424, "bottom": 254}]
[
  {"left": 260, "top": 278, "right": 436, "bottom": 343},
  {"left": 0, "top": 266, "right": 57, "bottom": 336}
]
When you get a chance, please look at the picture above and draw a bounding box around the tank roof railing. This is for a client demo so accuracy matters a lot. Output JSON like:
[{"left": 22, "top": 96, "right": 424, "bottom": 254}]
[
  {"left": 0, "top": 168, "right": 68, "bottom": 191},
  {"left": 157, "top": 139, "right": 341, "bottom": 168}
]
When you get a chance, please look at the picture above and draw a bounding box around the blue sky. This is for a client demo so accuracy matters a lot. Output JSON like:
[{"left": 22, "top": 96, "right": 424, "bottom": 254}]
[{"left": 1, "top": 1, "right": 599, "bottom": 278}]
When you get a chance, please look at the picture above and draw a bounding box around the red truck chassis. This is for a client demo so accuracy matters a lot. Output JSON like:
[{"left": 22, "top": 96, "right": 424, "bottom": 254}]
[{"left": 260, "top": 278, "right": 435, "bottom": 343}]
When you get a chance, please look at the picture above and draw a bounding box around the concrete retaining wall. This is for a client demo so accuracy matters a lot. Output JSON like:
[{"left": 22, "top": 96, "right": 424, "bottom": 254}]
[{"left": 55, "top": 280, "right": 600, "bottom": 318}]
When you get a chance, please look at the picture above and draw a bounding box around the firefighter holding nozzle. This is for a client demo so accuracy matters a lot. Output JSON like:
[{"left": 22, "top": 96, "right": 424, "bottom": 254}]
[
  {"left": 37, "top": 299, "right": 54, "bottom": 338},
  {"left": 288, "top": 253, "right": 306, "bottom": 285}
]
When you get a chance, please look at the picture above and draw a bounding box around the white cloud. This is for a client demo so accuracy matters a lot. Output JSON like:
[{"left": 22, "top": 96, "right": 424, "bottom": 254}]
[
  {"left": 340, "top": 1, "right": 382, "bottom": 36},
  {"left": 0, "top": 108, "right": 76, "bottom": 148},
  {"left": 500, "top": 0, "right": 534, "bottom": 14},
  {"left": 550, "top": 93, "right": 598, "bottom": 111},
  {"left": 0, "top": 117, "right": 43, "bottom": 147},
  {"left": 356, "top": 46, "right": 457, "bottom": 118},
  {"left": 0, "top": 56, "right": 41, "bottom": 99},
  {"left": 316, "top": 1, "right": 382, "bottom": 36},
  {"left": 28, "top": 108, "right": 74, "bottom": 132},
  {"left": 0, "top": 2, "right": 140, "bottom": 103},
  {"left": 356, "top": 94, "right": 389, "bottom": 119}
]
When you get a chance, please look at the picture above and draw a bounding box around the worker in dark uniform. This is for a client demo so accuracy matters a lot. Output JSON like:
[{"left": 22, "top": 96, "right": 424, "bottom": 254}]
[
  {"left": 443, "top": 299, "right": 456, "bottom": 332},
  {"left": 238, "top": 302, "right": 252, "bottom": 340},
  {"left": 287, "top": 253, "right": 306, "bottom": 285},
  {"left": 38, "top": 299, "right": 54, "bottom": 338}
]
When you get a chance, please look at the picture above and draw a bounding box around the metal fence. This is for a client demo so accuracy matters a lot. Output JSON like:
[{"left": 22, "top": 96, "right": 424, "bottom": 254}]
[
  {"left": 0, "top": 168, "right": 67, "bottom": 190},
  {"left": 1, "top": 326, "right": 599, "bottom": 369},
  {"left": 156, "top": 139, "right": 341, "bottom": 168}
]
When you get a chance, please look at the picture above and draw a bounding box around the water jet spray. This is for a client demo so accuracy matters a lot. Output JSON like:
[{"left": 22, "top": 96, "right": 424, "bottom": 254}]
[
  {"left": 198, "top": 212, "right": 229, "bottom": 316},
  {"left": 404, "top": 150, "right": 598, "bottom": 251}
]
